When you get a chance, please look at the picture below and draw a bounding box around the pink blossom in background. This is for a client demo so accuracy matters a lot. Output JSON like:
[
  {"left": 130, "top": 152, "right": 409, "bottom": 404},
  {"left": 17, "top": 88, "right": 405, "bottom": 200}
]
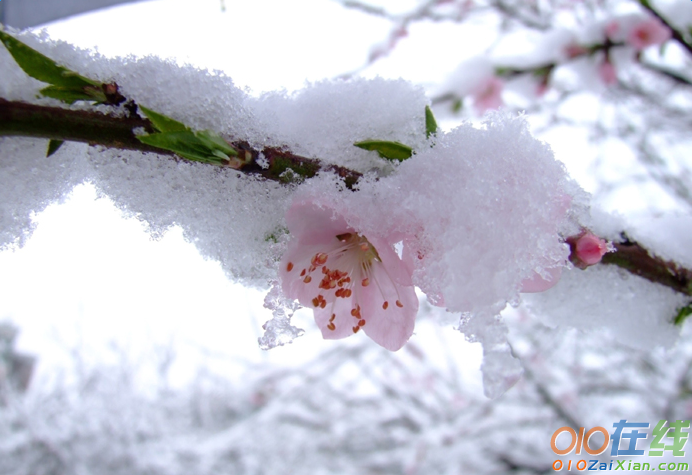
[
  {"left": 472, "top": 76, "right": 503, "bottom": 113},
  {"left": 605, "top": 20, "right": 620, "bottom": 40},
  {"left": 565, "top": 43, "right": 588, "bottom": 59},
  {"left": 574, "top": 233, "right": 608, "bottom": 265},
  {"left": 279, "top": 200, "right": 419, "bottom": 351},
  {"left": 598, "top": 59, "right": 618, "bottom": 85},
  {"left": 627, "top": 17, "right": 672, "bottom": 50}
]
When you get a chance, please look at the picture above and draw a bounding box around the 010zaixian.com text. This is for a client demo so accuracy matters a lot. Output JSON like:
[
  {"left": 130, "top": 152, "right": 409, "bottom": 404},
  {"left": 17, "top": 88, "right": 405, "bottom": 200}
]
[{"left": 551, "top": 420, "right": 689, "bottom": 471}]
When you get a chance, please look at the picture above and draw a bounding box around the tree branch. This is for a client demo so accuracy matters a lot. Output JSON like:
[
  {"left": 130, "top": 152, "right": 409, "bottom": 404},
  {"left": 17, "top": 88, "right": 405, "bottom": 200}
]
[
  {"left": 1, "top": 98, "right": 691, "bottom": 301},
  {"left": 601, "top": 238, "right": 692, "bottom": 297},
  {"left": 0, "top": 98, "right": 362, "bottom": 189},
  {"left": 0, "top": 98, "right": 161, "bottom": 152}
]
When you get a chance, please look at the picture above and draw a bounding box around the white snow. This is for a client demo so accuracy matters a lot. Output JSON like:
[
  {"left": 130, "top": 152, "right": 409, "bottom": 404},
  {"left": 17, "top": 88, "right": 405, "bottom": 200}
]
[{"left": 524, "top": 265, "right": 688, "bottom": 350}]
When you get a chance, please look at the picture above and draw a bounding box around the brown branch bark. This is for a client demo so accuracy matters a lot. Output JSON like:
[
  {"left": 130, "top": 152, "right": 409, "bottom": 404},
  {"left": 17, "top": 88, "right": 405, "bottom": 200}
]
[{"left": 601, "top": 239, "right": 692, "bottom": 297}]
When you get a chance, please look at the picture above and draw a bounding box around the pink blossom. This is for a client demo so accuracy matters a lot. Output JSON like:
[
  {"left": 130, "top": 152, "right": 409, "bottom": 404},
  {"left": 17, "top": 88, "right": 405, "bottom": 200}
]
[
  {"left": 627, "top": 17, "right": 672, "bottom": 50},
  {"left": 520, "top": 267, "right": 563, "bottom": 293},
  {"left": 279, "top": 200, "right": 418, "bottom": 351},
  {"left": 472, "top": 76, "right": 504, "bottom": 113},
  {"left": 574, "top": 232, "right": 608, "bottom": 265},
  {"left": 598, "top": 59, "right": 618, "bottom": 85}
]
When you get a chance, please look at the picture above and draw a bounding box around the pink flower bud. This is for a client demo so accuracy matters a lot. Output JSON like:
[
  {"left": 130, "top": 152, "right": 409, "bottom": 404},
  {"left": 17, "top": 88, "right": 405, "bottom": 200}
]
[
  {"left": 598, "top": 60, "right": 618, "bottom": 86},
  {"left": 574, "top": 233, "right": 608, "bottom": 265},
  {"left": 536, "top": 78, "right": 549, "bottom": 97},
  {"left": 472, "top": 76, "right": 503, "bottom": 114}
]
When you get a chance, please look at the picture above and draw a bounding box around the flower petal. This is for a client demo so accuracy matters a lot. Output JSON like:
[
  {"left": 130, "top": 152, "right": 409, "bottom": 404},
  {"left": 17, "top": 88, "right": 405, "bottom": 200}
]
[
  {"left": 359, "top": 262, "right": 418, "bottom": 351},
  {"left": 286, "top": 200, "right": 352, "bottom": 245},
  {"left": 520, "top": 267, "right": 562, "bottom": 293},
  {"left": 314, "top": 297, "right": 359, "bottom": 340},
  {"left": 369, "top": 236, "right": 414, "bottom": 287}
]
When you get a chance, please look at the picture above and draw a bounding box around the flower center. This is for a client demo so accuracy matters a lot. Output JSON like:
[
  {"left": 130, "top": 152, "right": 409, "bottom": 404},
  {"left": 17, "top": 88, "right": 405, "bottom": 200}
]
[{"left": 285, "top": 232, "right": 404, "bottom": 334}]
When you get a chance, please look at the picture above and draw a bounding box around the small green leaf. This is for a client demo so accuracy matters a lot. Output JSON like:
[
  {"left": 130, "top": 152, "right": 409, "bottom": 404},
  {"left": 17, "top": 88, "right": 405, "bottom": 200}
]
[
  {"left": 0, "top": 30, "right": 99, "bottom": 89},
  {"left": 674, "top": 303, "right": 692, "bottom": 326},
  {"left": 137, "top": 107, "right": 238, "bottom": 163},
  {"left": 138, "top": 131, "right": 231, "bottom": 165},
  {"left": 139, "top": 106, "right": 189, "bottom": 133},
  {"left": 425, "top": 105, "right": 438, "bottom": 139},
  {"left": 196, "top": 130, "right": 238, "bottom": 157},
  {"left": 46, "top": 140, "right": 64, "bottom": 157},
  {"left": 354, "top": 140, "right": 413, "bottom": 161},
  {"left": 40, "top": 85, "right": 107, "bottom": 104},
  {"left": 452, "top": 98, "right": 463, "bottom": 113},
  {"left": 532, "top": 65, "right": 553, "bottom": 77}
]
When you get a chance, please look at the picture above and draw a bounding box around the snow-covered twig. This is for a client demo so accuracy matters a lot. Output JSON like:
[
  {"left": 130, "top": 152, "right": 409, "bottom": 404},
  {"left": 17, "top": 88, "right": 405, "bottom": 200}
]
[{"left": 0, "top": 99, "right": 363, "bottom": 190}]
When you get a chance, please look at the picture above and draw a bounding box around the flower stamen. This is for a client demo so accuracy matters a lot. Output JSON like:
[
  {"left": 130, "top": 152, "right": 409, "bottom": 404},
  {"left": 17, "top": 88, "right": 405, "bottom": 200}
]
[{"left": 283, "top": 214, "right": 416, "bottom": 349}]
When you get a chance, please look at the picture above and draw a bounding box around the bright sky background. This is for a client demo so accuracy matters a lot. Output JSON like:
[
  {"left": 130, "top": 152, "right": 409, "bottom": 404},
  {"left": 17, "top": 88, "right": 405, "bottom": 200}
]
[{"left": 0, "top": 0, "right": 492, "bottom": 394}]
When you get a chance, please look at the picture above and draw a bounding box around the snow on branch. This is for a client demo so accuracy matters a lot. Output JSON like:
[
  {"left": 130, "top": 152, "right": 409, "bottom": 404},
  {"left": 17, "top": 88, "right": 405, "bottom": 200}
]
[{"left": 0, "top": 99, "right": 363, "bottom": 189}]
